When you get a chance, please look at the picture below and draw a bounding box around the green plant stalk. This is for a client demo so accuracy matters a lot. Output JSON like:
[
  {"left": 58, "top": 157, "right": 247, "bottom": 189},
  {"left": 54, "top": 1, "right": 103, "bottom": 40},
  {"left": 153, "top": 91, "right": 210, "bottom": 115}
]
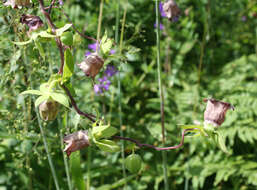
[
  {"left": 87, "top": 147, "right": 91, "bottom": 190},
  {"left": 58, "top": 116, "right": 72, "bottom": 190},
  {"left": 96, "top": 0, "right": 104, "bottom": 52},
  {"left": 34, "top": 103, "right": 60, "bottom": 190},
  {"left": 155, "top": 1, "right": 169, "bottom": 190},
  {"left": 23, "top": 47, "right": 60, "bottom": 190},
  {"left": 116, "top": 0, "right": 127, "bottom": 183}
]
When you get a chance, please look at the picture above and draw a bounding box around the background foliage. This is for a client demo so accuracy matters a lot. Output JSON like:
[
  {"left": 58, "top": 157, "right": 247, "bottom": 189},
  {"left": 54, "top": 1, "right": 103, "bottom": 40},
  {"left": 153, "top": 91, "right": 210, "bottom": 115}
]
[{"left": 0, "top": 0, "right": 257, "bottom": 189}]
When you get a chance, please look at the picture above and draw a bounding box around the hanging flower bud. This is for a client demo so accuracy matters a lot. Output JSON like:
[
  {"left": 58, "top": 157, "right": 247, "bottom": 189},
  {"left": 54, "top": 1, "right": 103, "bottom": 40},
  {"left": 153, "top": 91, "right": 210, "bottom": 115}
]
[
  {"left": 20, "top": 14, "right": 44, "bottom": 32},
  {"left": 4, "top": 0, "right": 30, "bottom": 9},
  {"left": 63, "top": 130, "right": 90, "bottom": 157},
  {"left": 204, "top": 98, "right": 234, "bottom": 127},
  {"left": 78, "top": 53, "right": 104, "bottom": 78},
  {"left": 39, "top": 100, "right": 59, "bottom": 121},
  {"left": 162, "top": 0, "right": 181, "bottom": 22}
]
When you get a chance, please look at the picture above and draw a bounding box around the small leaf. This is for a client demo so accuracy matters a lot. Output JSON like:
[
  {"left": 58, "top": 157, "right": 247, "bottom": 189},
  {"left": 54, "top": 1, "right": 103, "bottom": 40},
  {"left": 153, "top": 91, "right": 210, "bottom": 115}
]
[
  {"left": 50, "top": 93, "right": 69, "bottom": 108},
  {"left": 62, "top": 49, "right": 74, "bottom": 82},
  {"left": 39, "top": 83, "right": 50, "bottom": 93},
  {"left": 21, "top": 90, "right": 43, "bottom": 96},
  {"left": 35, "top": 95, "right": 49, "bottom": 107},
  {"left": 101, "top": 38, "right": 113, "bottom": 55},
  {"left": 92, "top": 125, "right": 118, "bottom": 140},
  {"left": 56, "top": 24, "right": 72, "bottom": 36},
  {"left": 12, "top": 39, "right": 32, "bottom": 46},
  {"left": 38, "top": 31, "right": 56, "bottom": 38},
  {"left": 34, "top": 40, "right": 45, "bottom": 60},
  {"left": 179, "top": 41, "right": 195, "bottom": 55},
  {"left": 95, "top": 139, "right": 120, "bottom": 152},
  {"left": 215, "top": 131, "right": 229, "bottom": 154}
]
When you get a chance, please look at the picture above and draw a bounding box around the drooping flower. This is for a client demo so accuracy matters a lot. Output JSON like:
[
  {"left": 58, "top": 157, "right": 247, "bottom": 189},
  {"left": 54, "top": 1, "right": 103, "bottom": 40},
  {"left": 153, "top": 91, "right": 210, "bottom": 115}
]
[
  {"left": 162, "top": 0, "right": 181, "bottom": 22},
  {"left": 203, "top": 98, "right": 234, "bottom": 127},
  {"left": 63, "top": 130, "right": 90, "bottom": 157},
  {"left": 20, "top": 14, "right": 44, "bottom": 32}
]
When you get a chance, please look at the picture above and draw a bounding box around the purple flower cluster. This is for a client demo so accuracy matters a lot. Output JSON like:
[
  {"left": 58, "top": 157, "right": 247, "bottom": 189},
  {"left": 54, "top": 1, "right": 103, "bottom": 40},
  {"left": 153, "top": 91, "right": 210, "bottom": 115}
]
[{"left": 94, "top": 65, "right": 118, "bottom": 95}]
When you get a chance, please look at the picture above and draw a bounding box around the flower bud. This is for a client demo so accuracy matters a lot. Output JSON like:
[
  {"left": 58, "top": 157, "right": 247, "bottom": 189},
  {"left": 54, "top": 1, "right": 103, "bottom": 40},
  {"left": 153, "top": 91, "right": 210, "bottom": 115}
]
[
  {"left": 39, "top": 100, "right": 59, "bottom": 121},
  {"left": 204, "top": 98, "right": 234, "bottom": 127},
  {"left": 78, "top": 53, "right": 104, "bottom": 78},
  {"left": 63, "top": 130, "right": 90, "bottom": 157},
  {"left": 162, "top": 0, "right": 180, "bottom": 22},
  {"left": 124, "top": 154, "right": 142, "bottom": 173}
]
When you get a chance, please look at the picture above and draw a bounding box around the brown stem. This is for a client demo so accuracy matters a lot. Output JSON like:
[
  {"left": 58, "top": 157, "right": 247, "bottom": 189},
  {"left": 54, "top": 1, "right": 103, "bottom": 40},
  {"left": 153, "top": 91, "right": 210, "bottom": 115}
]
[
  {"left": 61, "top": 84, "right": 96, "bottom": 122},
  {"left": 38, "top": 0, "right": 64, "bottom": 74},
  {"left": 48, "top": 0, "right": 57, "bottom": 14},
  {"left": 62, "top": 10, "right": 97, "bottom": 42},
  {"left": 113, "top": 129, "right": 193, "bottom": 151}
]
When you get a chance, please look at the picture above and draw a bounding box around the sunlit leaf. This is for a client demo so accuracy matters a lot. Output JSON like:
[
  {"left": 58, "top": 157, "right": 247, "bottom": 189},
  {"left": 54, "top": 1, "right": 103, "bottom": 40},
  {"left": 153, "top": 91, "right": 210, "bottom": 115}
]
[
  {"left": 56, "top": 24, "right": 72, "bottom": 36},
  {"left": 95, "top": 139, "right": 120, "bottom": 152},
  {"left": 21, "top": 90, "right": 43, "bottom": 96},
  {"left": 35, "top": 95, "right": 49, "bottom": 107},
  {"left": 50, "top": 93, "right": 69, "bottom": 108}
]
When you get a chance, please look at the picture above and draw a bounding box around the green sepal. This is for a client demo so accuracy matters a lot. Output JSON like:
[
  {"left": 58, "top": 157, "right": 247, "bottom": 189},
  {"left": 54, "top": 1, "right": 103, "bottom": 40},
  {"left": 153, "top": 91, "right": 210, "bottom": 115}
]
[
  {"left": 213, "top": 131, "right": 229, "bottom": 154},
  {"left": 92, "top": 125, "right": 118, "bottom": 140},
  {"left": 95, "top": 139, "right": 120, "bottom": 152},
  {"left": 35, "top": 95, "right": 50, "bottom": 107},
  {"left": 21, "top": 90, "right": 43, "bottom": 96},
  {"left": 50, "top": 93, "right": 69, "bottom": 108}
]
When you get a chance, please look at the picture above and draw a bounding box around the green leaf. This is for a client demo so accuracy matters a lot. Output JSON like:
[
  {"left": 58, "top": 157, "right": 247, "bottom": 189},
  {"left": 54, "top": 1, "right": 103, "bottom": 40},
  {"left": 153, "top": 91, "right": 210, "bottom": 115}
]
[
  {"left": 62, "top": 49, "right": 74, "bottom": 82},
  {"left": 35, "top": 95, "right": 49, "bottom": 107},
  {"left": 56, "top": 24, "right": 72, "bottom": 36},
  {"left": 65, "top": 82, "right": 76, "bottom": 97},
  {"left": 95, "top": 139, "right": 120, "bottom": 152},
  {"left": 92, "top": 125, "right": 118, "bottom": 140},
  {"left": 70, "top": 151, "right": 86, "bottom": 190},
  {"left": 39, "top": 83, "right": 50, "bottom": 94},
  {"left": 50, "top": 93, "right": 69, "bottom": 108},
  {"left": 179, "top": 41, "right": 195, "bottom": 55},
  {"left": 215, "top": 131, "right": 229, "bottom": 154},
  {"left": 34, "top": 40, "right": 45, "bottom": 60},
  {"left": 101, "top": 38, "right": 113, "bottom": 55},
  {"left": 12, "top": 39, "right": 32, "bottom": 46},
  {"left": 38, "top": 31, "right": 56, "bottom": 38},
  {"left": 21, "top": 90, "right": 43, "bottom": 96}
]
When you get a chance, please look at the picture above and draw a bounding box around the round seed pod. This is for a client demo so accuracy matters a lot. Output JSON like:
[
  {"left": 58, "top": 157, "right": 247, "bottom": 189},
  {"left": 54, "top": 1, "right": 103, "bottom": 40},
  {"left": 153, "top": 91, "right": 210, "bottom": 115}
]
[
  {"left": 61, "top": 32, "right": 73, "bottom": 46},
  {"left": 39, "top": 100, "right": 59, "bottom": 121},
  {"left": 124, "top": 154, "right": 142, "bottom": 173}
]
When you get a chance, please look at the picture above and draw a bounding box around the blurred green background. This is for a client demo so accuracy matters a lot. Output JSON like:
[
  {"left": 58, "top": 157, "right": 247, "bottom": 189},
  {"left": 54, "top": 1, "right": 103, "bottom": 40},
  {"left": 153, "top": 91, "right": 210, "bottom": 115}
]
[{"left": 0, "top": 0, "right": 257, "bottom": 189}]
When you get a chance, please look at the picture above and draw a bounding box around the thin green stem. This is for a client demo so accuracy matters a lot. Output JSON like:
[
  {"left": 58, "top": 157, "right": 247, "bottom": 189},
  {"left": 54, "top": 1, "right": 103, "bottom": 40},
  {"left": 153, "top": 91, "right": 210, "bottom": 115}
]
[
  {"left": 117, "top": 0, "right": 127, "bottom": 185},
  {"left": 155, "top": 1, "right": 168, "bottom": 189},
  {"left": 97, "top": 0, "right": 104, "bottom": 52},
  {"left": 35, "top": 106, "right": 60, "bottom": 190},
  {"left": 24, "top": 47, "right": 60, "bottom": 190},
  {"left": 58, "top": 116, "right": 72, "bottom": 190},
  {"left": 87, "top": 147, "right": 91, "bottom": 190}
]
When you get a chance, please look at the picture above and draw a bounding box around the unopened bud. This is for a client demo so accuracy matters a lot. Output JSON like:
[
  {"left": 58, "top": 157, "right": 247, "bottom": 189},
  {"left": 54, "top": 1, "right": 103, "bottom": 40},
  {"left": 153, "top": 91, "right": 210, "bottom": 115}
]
[
  {"left": 204, "top": 98, "right": 234, "bottom": 127},
  {"left": 39, "top": 100, "right": 59, "bottom": 121},
  {"left": 78, "top": 53, "right": 104, "bottom": 78},
  {"left": 63, "top": 130, "right": 90, "bottom": 157}
]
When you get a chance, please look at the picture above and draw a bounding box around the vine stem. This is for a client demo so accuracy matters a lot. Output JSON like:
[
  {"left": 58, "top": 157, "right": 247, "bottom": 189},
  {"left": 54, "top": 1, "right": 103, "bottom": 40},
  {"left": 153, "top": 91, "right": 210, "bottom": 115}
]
[{"left": 155, "top": 1, "right": 168, "bottom": 189}]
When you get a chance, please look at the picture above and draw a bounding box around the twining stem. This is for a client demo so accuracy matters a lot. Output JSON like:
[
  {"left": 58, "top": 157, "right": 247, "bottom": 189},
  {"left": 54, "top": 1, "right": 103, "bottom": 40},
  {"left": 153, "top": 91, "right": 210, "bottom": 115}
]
[
  {"left": 155, "top": 1, "right": 168, "bottom": 189},
  {"left": 38, "top": 0, "right": 64, "bottom": 74}
]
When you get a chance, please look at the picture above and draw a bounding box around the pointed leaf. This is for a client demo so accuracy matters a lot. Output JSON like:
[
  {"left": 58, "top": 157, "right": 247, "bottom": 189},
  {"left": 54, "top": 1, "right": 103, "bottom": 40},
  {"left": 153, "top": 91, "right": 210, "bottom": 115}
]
[
  {"left": 215, "top": 131, "right": 229, "bottom": 154},
  {"left": 62, "top": 49, "right": 74, "bottom": 82},
  {"left": 21, "top": 90, "right": 43, "bottom": 96},
  {"left": 95, "top": 139, "right": 120, "bottom": 152},
  {"left": 12, "top": 39, "right": 33, "bottom": 46},
  {"left": 56, "top": 24, "right": 72, "bottom": 36},
  {"left": 92, "top": 125, "right": 118, "bottom": 140},
  {"left": 34, "top": 40, "right": 45, "bottom": 60},
  {"left": 35, "top": 95, "right": 49, "bottom": 107},
  {"left": 39, "top": 83, "right": 50, "bottom": 93},
  {"left": 38, "top": 31, "right": 56, "bottom": 38},
  {"left": 50, "top": 93, "right": 69, "bottom": 108}
]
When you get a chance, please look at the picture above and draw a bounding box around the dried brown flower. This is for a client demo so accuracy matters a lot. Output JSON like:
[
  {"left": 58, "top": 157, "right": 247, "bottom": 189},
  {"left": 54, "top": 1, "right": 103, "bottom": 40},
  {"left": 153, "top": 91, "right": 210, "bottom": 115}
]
[
  {"left": 39, "top": 100, "right": 59, "bottom": 121},
  {"left": 20, "top": 14, "right": 44, "bottom": 32},
  {"left": 63, "top": 130, "right": 90, "bottom": 157},
  {"left": 204, "top": 98, "right": 234, "bottom": 126},
  {"left": 162, "top": 0, "right": 180, "bottom": 22},
  {"left": 4, "top": 0, "right": 30, "bottom": 9},
  {"left": 78, "top": 53, "right": 104, "bottom": 78}
]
